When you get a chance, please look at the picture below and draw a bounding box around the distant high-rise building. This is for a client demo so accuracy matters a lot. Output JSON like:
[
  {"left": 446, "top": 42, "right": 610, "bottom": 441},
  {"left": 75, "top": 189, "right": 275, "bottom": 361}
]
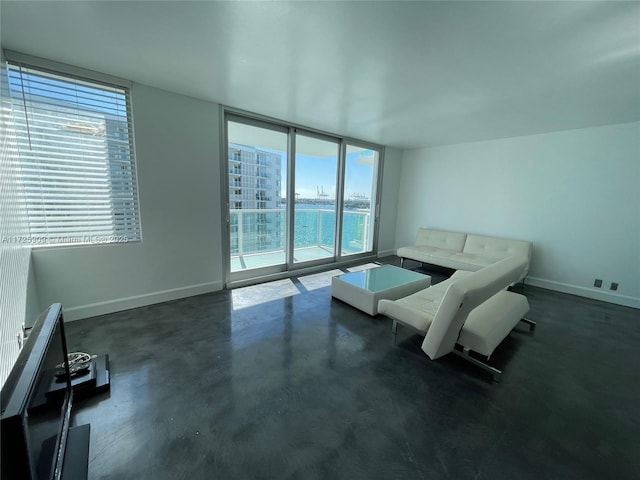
[{"left": 228, "top": 143, "right": 283, "bottom": 255}]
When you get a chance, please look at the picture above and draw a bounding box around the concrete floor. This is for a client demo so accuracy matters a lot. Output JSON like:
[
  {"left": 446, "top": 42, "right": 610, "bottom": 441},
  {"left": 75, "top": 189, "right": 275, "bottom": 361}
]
[{"left": 66, "top": 258, "right": 640, "bottom": 480}]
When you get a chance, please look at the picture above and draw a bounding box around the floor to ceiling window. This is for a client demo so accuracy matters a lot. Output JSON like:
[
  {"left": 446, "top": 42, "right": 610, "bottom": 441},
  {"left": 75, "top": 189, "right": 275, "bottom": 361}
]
[
  {"left": 292, "top": 133, "right": 339, "bottom": 264},
  {"left": 341, "top": 145, "right": 379, "bottom": 256},
  {"left": 224, "top": 112, "right": 382, "bottom": 286},
  {"left": 227, "top": 119, "right": 288, "bottom": 274}
]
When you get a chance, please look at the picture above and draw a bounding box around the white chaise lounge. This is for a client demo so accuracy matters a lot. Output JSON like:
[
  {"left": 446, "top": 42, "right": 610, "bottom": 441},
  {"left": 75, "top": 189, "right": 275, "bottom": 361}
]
[
  {"left": 378, "top": 256, "right": 535, "bottom": 381},
  {"left": 397, "top": 228, "right": 533, "bottom": 282}
]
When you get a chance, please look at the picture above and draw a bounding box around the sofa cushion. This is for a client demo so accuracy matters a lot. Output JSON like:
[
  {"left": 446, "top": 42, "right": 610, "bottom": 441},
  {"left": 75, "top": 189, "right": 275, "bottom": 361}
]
[
  {"left": 421, "top": 256, "right": 528, "bottom": 360},
  {"left": 427, "top": 251, "right": 501, "bottom": 272},
  {"left": 463, "top": 234, "right": 532, "bottom": 265},
  {"left": 399, "top": 229, "right": 532, "bottom": 281},
  {"left": 415, "top": 228, "right": 467, "bottom": 251},
  {"left": 378, "top": 270, "right": 472, "bottom": 332},
  {"left": 457, "top": 290, "right": 530, "bottom": 356},
  {"left": 396, "top": 245, "right": 500, "bottom": 272}
]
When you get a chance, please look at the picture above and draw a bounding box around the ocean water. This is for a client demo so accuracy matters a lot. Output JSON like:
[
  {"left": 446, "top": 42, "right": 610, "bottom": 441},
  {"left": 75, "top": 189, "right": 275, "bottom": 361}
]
[{"left": 293, "top": 204, "right": 369, "bottom": 252}]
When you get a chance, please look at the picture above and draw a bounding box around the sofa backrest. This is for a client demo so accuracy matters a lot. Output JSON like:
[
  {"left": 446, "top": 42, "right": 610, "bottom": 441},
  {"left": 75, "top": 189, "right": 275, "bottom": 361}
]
[
  {"left": 463, "top": 234, "right": 532, "bottom": 263},
  {"left": 415, "top": 228, "right": 467, "bottom": 252},
  {"left": 421, "top": 256, "right": 527, "bottom": 360}
]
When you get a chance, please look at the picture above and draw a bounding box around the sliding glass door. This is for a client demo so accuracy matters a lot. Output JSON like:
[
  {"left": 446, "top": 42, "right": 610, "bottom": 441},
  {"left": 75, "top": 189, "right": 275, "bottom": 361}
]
[
  {"left": 225, "top": 113, "right": 382, "bottom": 285},
  {"left": 340, "top": 145, "right": 379, "bottom": 256},
  {"left": 292, "top": 133, "right": 339, "bottom": 264},
  {"left": 227, "top": 118, "right": 288, "bottom": 275}
]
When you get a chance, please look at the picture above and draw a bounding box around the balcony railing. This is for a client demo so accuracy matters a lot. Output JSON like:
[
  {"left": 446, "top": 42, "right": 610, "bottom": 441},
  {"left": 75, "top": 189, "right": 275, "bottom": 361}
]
[{"left": 229, "top": 208, "right": 371, "bottom": 259}]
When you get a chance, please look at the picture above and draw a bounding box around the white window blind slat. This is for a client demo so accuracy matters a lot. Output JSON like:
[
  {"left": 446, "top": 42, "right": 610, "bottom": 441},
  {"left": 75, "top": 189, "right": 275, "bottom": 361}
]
[
  {"left": 26, "top": 113, "right": 127, "bottom": 127},
  {"left": 17, "top": 157, "right": 135, "bottom": 169},
  {"left": 8, "top": 74, "right": 128, "bottom": 109},
  {"left": 7, "top": 61, "right": 141, "bottom": 246},
  {"left": 1, "top": 57, "right": 31, "bottom": 388},
  {"left": 9, "top": 82, "right": 128, "bottom": 109}
]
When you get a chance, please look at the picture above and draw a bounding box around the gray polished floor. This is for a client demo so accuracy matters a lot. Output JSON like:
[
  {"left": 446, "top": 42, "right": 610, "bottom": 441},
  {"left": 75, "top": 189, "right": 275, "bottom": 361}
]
[{"left": 66, "top": 257, "right": 640, "bottom": 480}]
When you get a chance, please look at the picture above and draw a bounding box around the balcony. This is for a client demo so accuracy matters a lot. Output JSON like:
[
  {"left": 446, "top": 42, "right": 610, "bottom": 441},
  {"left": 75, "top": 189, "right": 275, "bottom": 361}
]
[{"left": 229, "top": 208, "right": 371, "bottom": 272}]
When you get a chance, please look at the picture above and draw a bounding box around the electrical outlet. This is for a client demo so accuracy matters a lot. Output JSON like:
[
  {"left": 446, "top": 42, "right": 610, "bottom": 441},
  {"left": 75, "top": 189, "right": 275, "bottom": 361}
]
[
  {"left": 610, "top": 282, "right": 619, "bottom": 291},
  {"left": 594, "top": 279, "right": 602, "bottom": 288}
]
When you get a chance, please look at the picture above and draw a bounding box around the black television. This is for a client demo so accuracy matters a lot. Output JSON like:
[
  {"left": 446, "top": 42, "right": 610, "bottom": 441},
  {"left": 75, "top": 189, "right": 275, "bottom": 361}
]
[{"left": 1, "top": 303, "right": 89, "bottom": 480}]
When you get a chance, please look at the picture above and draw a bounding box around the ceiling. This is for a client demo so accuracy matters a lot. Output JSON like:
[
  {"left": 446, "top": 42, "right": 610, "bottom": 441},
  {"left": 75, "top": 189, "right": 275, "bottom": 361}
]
[{"left": 2, "top": 1, "right": 639, "bottom": 149}]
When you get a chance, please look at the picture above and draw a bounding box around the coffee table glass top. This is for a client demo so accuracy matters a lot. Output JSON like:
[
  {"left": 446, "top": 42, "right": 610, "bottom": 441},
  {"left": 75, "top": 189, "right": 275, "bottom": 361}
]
[{"left": 335, "top": 265, "right": 429, "bottom": 292}]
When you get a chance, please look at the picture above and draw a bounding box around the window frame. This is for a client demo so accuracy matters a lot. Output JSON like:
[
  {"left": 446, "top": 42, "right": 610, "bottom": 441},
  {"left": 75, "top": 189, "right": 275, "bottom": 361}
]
[{"left": 4, "top": 50, "right": 141, "bottom": 248}]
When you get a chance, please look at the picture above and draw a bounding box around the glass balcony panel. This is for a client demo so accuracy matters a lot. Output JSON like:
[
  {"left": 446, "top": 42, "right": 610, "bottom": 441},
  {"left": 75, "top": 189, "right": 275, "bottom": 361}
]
[{"left": 341, "top": 145, "right": 378, "bottom": 256}]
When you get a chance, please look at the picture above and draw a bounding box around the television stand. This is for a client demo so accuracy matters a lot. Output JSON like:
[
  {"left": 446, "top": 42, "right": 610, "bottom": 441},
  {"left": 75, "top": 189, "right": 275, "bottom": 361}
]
[
  {"left": 73, "top": 354, "right": 111, "bottom": 399},
  {"left": 61, "top": 424, "right": 90, "bottom": 480}
]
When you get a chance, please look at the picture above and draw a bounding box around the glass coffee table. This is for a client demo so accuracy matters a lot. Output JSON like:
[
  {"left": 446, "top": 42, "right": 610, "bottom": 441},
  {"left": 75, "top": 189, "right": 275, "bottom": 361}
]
[{"left": 331, "top": 265, "right": 431, "bottom": 316}]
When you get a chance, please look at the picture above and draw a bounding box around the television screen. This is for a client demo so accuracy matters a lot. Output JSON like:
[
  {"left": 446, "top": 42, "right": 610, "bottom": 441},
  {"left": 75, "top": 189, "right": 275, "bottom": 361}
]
[{"left": 1, "top": 304, "right": 73, "bottom": 480}]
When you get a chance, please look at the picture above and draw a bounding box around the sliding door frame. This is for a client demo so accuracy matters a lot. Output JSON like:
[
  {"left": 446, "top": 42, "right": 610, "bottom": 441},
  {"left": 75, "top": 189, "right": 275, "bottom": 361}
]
[
  {"left": 342, "top": 139, "right": 383, "bottom": 258},
  {"left": 289, "top": 128, "right": 341, "bottom": 268},
  {"left": 221, "top": 106, "right": 385, "bottom": 289},
  {"left": 223, "top": 112, "right": 290, "bottom": 284}
]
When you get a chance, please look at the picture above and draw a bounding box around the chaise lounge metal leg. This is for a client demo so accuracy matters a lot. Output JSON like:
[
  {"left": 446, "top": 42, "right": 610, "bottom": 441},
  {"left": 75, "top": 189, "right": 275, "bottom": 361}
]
[
  {"left": 453, "top": 348, "right": 503, "bottom": 382},
  {"left": 392, "top": 320, "right": 398, "bottom": 344},
  {"left": 520, "top": 317, "right": 536, "bottom": 332},
  {"left": 400, "top": 257, "right": 405, "bottom": 268}
]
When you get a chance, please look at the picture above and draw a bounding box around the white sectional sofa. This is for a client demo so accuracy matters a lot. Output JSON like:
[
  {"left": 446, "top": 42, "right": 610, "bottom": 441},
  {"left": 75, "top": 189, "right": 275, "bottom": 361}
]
[
  {"left": 378, "top": 256, "right": 535, "bottom": 381},
  {"left": 397, "top": 228, "right": 533, "bottom": 282}
]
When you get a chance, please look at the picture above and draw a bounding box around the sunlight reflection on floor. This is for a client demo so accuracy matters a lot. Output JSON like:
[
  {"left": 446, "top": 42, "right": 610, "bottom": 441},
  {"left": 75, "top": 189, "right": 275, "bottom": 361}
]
[
  {"left": 297, "top": 269, "right": 344, "bottom": 291},
  {"left": 231, "top": 278, "right": 300, "bottom": 310}
]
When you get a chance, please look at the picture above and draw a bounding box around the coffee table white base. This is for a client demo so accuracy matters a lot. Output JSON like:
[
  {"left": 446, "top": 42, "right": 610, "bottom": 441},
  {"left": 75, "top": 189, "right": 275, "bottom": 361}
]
[{"left": 331, "top": 265, "right": 431, "bottom": 316}]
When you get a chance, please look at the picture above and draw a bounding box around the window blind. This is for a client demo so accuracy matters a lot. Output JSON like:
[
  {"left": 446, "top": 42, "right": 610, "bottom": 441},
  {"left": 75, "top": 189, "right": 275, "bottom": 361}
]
[
  {"left": 6, "top": 60, "right": 140, "bottom": 246},
  {"left": 0, "top": 58, "right": 30, "bottom": 387}
]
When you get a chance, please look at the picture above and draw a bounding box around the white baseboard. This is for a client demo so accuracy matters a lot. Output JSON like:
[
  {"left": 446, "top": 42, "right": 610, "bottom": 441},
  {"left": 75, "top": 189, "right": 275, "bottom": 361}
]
[
  {"left": 63, "top": 281, "right": 224, "bottom": 321},
  {"left": 524, "top": 276, "right": 639, "bottom": 309},
  {"left": 61, "top": 273, "right": 639, "bottom": 321}
]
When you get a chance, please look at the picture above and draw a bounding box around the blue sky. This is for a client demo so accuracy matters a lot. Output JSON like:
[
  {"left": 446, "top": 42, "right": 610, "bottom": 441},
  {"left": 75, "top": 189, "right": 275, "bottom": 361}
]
[
  {"left": 278, "top": 150, "right": 376, "bottom": 200},
  {"left": 228, "top": 121, "right": 378, "bottom": 202}
]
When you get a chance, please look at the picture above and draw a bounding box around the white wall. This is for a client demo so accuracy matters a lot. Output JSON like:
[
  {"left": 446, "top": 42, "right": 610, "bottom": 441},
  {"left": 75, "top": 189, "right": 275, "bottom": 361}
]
[
  {"left": 377, "top": 147, "right": 402, "bottom": 257},
  {"left": 32, "top": 84, "right": 224, "bottom": 320},
  {"left": 397, "top": 122, "right": 640, "bottom": 308}
]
